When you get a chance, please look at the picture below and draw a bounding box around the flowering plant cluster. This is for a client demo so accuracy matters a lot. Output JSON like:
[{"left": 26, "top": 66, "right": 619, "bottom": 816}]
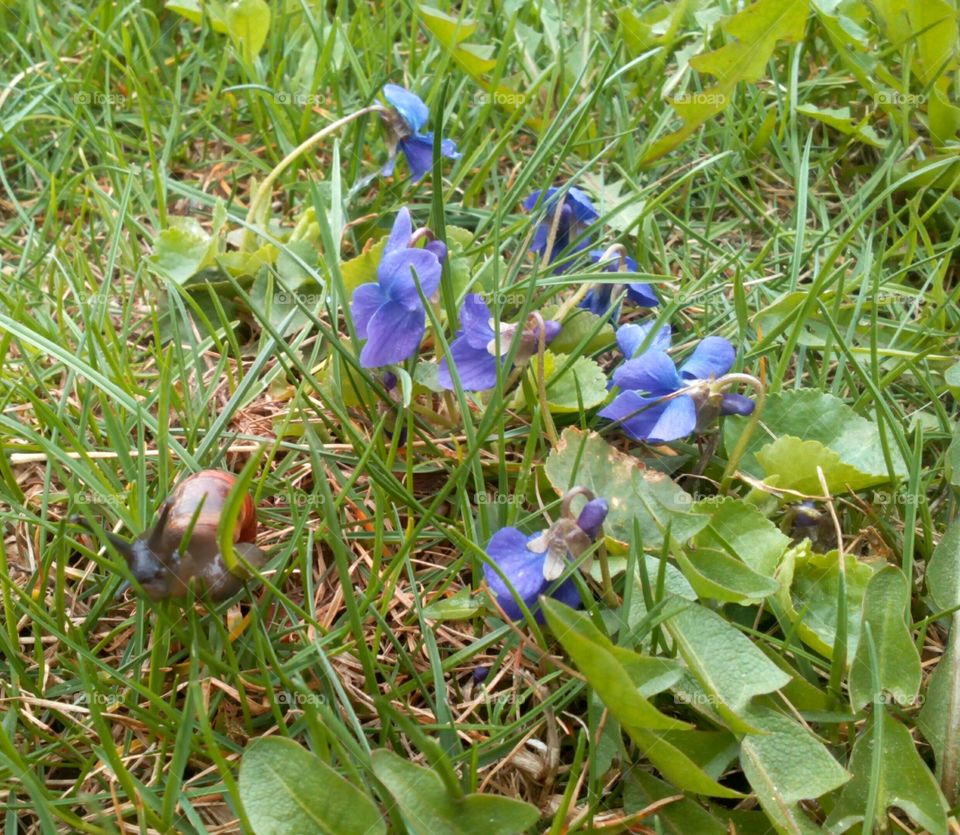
[{"left": 336, "top": 85, "right": 763, "bottom": 622}]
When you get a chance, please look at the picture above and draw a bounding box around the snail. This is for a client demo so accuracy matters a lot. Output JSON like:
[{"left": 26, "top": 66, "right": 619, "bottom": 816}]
[{"left": 73, "top": 470, "right": 266, "bottom": 603}]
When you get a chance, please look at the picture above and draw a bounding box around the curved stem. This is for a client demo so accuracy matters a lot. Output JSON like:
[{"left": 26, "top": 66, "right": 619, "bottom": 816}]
[
  {"left": 561, "top": 486, "right": 596, "bottom": 520},
  {"left": 243, "top": 105, "right": 388, "bottom": 249},
  {"left": 531, "top": 311, "right": 559, "bottom": 446},
  {"left": 718, "top": 373, "right": 767, "bottom": 494}
]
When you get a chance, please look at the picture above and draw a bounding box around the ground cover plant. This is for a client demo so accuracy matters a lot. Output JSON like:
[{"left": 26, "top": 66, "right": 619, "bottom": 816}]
[{"left": 1, "top": 0, "right": 960, "bottom": 832}]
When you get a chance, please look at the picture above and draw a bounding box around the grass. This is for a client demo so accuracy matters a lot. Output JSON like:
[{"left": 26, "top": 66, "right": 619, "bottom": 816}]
[{"left": 1, "top": 0, "right": 959, "bottom": 832}]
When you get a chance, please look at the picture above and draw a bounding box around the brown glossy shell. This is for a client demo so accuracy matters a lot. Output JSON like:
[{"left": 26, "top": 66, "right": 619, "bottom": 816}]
[{"left": 164, "top": 470, "right": 257, "bottom": 544}]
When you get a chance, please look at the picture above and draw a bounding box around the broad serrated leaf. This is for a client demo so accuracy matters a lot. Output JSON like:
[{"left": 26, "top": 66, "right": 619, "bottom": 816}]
[
  {"left": 370, "top": 749, "right": 539, "bottom": 835},
  {"left": 643, "top": 0, "right": 810, "bottom": 162},
  {"left": 825, "top": 711, "right": 948, "bottom": 833},
  {"left": 773, "top": 543, "right": 876, "bottom": 664},
  {"left": 239, "top": 738, "right": 385, "bottom": 835},
  {"left": 849, "top": 566, "right": 921, "bottom": 710},
  {"left": 525, "top": 351, "right": 608, "bottom": 412},
  {"left": 724, "top": 389, "right": 908, "bottom": 493},
  {"left": 547, "top": 308, "right": 616, "bottom": 355},
  {"left": 665, "top": 601, "right": 791, "bottom": 732},
  {"left": 341, "top": 238, "right": 387, "bottom": 302},
  {"left": 148, "top": 217, "right": 222, "bottom": 285},
  {"left": 544, "top": 428, "right": 708, "bottom": 548}
]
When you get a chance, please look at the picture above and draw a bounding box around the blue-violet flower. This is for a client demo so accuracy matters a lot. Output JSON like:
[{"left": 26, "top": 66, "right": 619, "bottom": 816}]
[
  {"left": 381, "top": 84, "right": 461, "bottom": 181},
  {"left": 350, "top": 207, "right": 442, "bottom": 367},
  {"left": 598, "top": 333, "right": 754, "bottom": 442},
  {"left": 484, "top": 494, "right": 609, "bottom": 621},
  {"left": 580, "top": 249, "right": 659, "bottom": 316},
  {"left": 523, "top": 186, "right": 599, "bottom": 272},
  {"left": 438, "top": 293, "right": 560, "bottom": 391}
]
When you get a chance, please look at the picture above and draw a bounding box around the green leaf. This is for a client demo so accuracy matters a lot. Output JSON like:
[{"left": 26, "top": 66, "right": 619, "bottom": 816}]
[
  {"left": 225, "top": 0, "right": 270, "bottom": 63},
  {"left": 848, "top": 566, "right": 921, "bottom": 710},
  {"left": 773, "top": 543, "right": 876, "bottom": 664},
  {"left": 422, "top": 588, "right": 483, "bottom": 621},
  {"left": 796, "top": 103, "right": 888, "bottom": 147},
  {"left": 547, "top": 308, "right": 616, "bottom": 355},
  {"left": 675, "top": 546, "right": 780, "bottom": 604},
  {"left": 926, "top": 519, "right": 960, "bottom": 614},
  {"left": 341, "top": 238, "right": 387, "bottom": 301},
  {"left": 825, "top": 712, "right": 948, "bottom": 834},
  {"left": 946, "top": 422, "right": 960, "bottom": 487},
  {"left": 740, "top": 705, "right": 850, "bottom": 834},
  {"left": 239, "top": 738, "right": 385, "bottom": 835},
  {"left": 629, "top": 727, "right": 745, "bottom": 798},
  {"left": 541, "top": 598, "right": 690, "bottom": 731},
  {"left": 147, "top": 216, "right": 223, "bottom": 285},
  {"left": 693, "top": 497, "right": 790, "bottom": 577},
  {"left": 166, "top": 0, "right": 202, "bottom": 24},
  {"left": 643, "top": 0, "right": 810, "bottom": 163},
  {"left": 370, "top": 749, "right": 539, "bottom": 835},
  {"left": 544, "top": 428, "right": 708, "bottom": 549},
  {"left": 529, "top": 351, "right": 609, "bottom": 413},
  {"left": 724, "top": 389, "right": 908, "bottom": 494},
  {"left": 917, "top": 643, "right": 960, "bottom": 800},
  {"left": 664, "top": 601, "right": 792, "bottom": 732}
]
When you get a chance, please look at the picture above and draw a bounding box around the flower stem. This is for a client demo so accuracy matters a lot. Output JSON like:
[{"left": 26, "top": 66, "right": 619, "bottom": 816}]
[
  {"left": 553, "top": 243, "right": 627, "bottom": 322},
  {"left": 718, "top": 373, "right": 767, "bottom": 494},
  {"left": 531, "top": 311, "right": 559, "bottom": 446},
  {"left": 242, "top": 105, "right": 387, "bottom": 250},
  {"left": 597, "top": 540, "right": 619, "bottom": 608}
]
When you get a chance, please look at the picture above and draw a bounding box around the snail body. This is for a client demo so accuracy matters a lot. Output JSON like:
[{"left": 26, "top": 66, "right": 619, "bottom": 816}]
[{"left": 77, "top": 470, "right": 266, "bottom": 603}]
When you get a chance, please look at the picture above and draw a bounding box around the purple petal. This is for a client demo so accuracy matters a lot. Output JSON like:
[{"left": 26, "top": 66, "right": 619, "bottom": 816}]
[
  {"left": 648, "top": 395, "right": 699, "bottom": 442},
  {"left": 425, "top": 240, "right": 447, "bottom": 262},
  {"left": 566, "top": 186, "right": 599, "bottom": 223},
  {"left": 529, "top": 223, "right": 550, "bottom": 255},
  {"left": 382, "top": 84, "right": 429, "bottom": 133},
  {"left": 381, "top": 153, "right": 398, "bottom": 178},
  {"left": 576, "top": 498, "right": 609, "bottom": 540},
  {"left": 720, "top": 393, "right": 755, "bottom": 416},
  {"left": 350, "top": 283, "right": 387, "bottom": 338},
  {"left": 600, "top": 392, "right": 697, "bottom": 442},
  {"left": 458, "top": 294, "right": 495, "bottom": 349},
  {"left": 589, "top": 249, "right": 639, "bottom": 273},
  {"left": 626, "top": 283, "right": 658, "bottom": 307},
  {"left": 616, "top": 322, "right": 672, "bottom": 358},
  {"left": 359, "top": 302, "right": 425, "bottom": 367},
  {"left": 522, "top": 188, "right": 556, "bottom": 212},
  {"left": 484, "top": 527, "right": 579, "bottom": 621},
  {"left": 438, "top": 336, "right": 500, "bottom": 391},
  {"left": 543, "top": 320, "right": 561, "bottom": 343},
  {"left": 399, "top": 135, "right": 436, "bottom": 181},
  {"left": 377, "top": 249, "right": 442, "bottom": 307},
  {"left": 611, "top": 350, "right": 682, "bottom": 396},
  {"left": 385, "top": 207, "right": 412, "bottom": 252},
  {"left": 680, "top": 337, "right": 735, "bottom": 381}
]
